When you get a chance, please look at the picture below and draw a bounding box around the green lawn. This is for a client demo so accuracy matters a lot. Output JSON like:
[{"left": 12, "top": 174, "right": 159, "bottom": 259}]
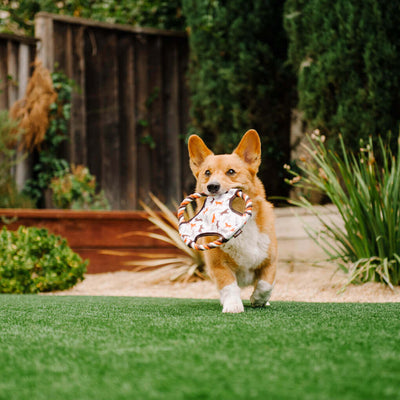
[{"left": 0, "top": 296, "right": 399, "bottom": 400}]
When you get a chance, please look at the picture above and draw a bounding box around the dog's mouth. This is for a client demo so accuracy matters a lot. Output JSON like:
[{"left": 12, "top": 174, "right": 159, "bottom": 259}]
[{"left": 205, "top": 185, "right": 245, "bottom": 196}]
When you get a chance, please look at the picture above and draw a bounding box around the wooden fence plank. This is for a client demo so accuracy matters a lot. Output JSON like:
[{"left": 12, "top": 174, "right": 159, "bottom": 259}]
[
  {"left": 148, "top": 36, "right": 166, "bottom": 201},
  {"left": 53, "top": 21, "right": 68, "bottom": 70},
  {"left": 118, "top": 33, "right": 137, "bottom": 210},
  {"left": 164, "top": 38, "right": 181, "bottom": 205},
  {"left": 6, "top": 41, "right": 18, "bottom": 106},
  {"left": 178, "top": 39, "right": 194, "bottom": 196},
  {"left": 84, "top": 28, "right": 104, "bottom": 189},
  {"left": 64, "top": 24, "right": 74, "bottom": 162},
  {"left": 15, "top": 43, "right": 33, "bottom": 190},
  {"left": 69, "top": 25, "right": 87, "bottom": 166},
  {"left": 101, "top": 31, "right": 121, "bottom": 208},
  {"left": 16, "top": 44, "right": 30, "bottom": 102},
  {"left": 35, "top": 15, "right": 54, "bottom": 70},
  {"left": 136, "top": 34, "right": 152, "bottom": 206},
  {"left": 0, "top": 42, "right": 9, "bottom": 109}
]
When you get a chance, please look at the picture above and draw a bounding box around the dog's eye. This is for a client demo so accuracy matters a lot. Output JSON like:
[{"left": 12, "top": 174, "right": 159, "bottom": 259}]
[
  {"left": 205, "top": 170, "right": 211, "bottom": 176},
  {"left": 226, "top": 169, "right": 236, "bottom": 176}
]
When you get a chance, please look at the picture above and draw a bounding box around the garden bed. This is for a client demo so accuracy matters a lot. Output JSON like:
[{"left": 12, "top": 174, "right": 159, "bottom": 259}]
[
  {"left": 0, "top": 206, "right": 339, "bottom": 274},
  {"left": 0, "top": 209, "right": 180, "bottom": 273},
  {"left": 47, "top": 261, "right": 400, "bottom": 303}
]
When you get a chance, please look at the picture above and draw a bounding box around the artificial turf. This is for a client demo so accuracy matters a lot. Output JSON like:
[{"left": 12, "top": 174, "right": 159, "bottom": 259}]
[{"left": 0, "top": 296, "right": 399, "bottom": 400}]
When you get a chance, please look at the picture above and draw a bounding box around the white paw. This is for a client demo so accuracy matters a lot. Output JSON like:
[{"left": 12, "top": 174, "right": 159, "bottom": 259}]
[
  {"left": 250, "top": 280, "right": 274, "bottom": 308},
  {"left": 222, "top": 296, "right": 244, "bottom": 313},
  {"left": 250, "top": 295, "right": 271, "bottom": 308},
  {"left": 250, "top": 294, "right": 267, "bottom": 308}
]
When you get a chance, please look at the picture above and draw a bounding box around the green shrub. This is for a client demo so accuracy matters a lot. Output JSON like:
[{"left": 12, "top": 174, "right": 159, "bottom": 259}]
[
  {"left": 182, "top": 0, "right": 295, "bottom": 196},
  {"left": 50, "top": 164, "right": 110, "bottom": 210},
  {"left": 0, "top": 226, "right": 87, "bottom": 293},
  {"left": 0, "top": 0, "right": 184, "bottom": 36},
  {"left": 286, "top": 131, "right": 400, "bottom": 288},
  {"left": 284, "top": 0, "right": 400, "bottom": 150}
]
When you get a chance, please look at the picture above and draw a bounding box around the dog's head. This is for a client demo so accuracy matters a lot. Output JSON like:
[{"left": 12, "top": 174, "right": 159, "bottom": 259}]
[{"left": 188, "top": 130, "right": 263, "bottom": 197}]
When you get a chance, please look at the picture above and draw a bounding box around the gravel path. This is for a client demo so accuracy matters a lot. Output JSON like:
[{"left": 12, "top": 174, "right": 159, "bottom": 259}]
[{"left": 48, "top": 262, "right": 400, "bottom": 303}]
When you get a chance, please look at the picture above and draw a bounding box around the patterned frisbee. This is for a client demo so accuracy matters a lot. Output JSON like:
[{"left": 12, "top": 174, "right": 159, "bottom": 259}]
[{"left": 177, "top": 188, "right": 252, "bottom": 251}]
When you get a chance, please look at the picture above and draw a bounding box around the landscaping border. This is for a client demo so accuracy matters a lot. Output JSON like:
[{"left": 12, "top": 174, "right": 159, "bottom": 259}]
[
  {"left": 1, "top": 206, "right": 340, "bottom": 273},
  {"left": 0, "top": 209, "right": 179, "bottom": 273}
]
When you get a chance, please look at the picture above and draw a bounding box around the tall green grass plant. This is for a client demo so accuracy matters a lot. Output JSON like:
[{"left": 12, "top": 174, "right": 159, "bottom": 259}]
[{"left": 287, "top": 131, "right": 400, "bottom": 288}]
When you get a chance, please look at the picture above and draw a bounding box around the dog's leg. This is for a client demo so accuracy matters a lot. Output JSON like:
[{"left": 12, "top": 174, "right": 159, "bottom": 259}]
[
  {"left": 206, "top": 251, "right": 244, "bottom": 313},
  {"left": 211, "top": 270, "right": 243, "bottom": 313},
  {"left": 220, "top": 281, "right": 244, "bottom": 313},
  {"left": 251, "top": 262, "right": 276, "bottom": 308},
  {"left": 251, "top": 280, "right": 274, "bottom": 307}
]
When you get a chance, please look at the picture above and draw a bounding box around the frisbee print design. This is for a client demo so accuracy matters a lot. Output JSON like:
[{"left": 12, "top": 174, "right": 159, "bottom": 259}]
[{"left": 178, "top": 188, "right": 252, "bottom": 251}]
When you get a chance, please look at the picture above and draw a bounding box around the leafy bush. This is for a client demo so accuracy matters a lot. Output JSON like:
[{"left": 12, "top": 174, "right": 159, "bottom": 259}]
[
  {"left": 0, "top": 226, "right": 87, "bottom": 293},
  {"left": 0, "top": 0, "right": 184, "bottom": 36},
  {"left": 182, "top": 0, "right": 295, "bottom": 196},
  {"left": 286, "top": 131, "right": 400, "bottom": 288},
  {"left": 284, "top": 0, "right": 400, "bottom": 150},
  {"left": 50, "top": 164, "right": 110, "bottom": 210}
]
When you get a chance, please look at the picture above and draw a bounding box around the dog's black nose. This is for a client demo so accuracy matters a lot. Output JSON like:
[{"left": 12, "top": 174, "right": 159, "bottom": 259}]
[{"left": 207, "top": 182, "right": 221, "bottom": 194}]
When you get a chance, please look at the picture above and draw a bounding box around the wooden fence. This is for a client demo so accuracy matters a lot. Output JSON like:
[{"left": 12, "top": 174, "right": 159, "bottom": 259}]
[
  {"left": 34, "top": 12, "right": 193, "bottom": 209},
  {"left": 0, "top": 33, "right": 37, "bottom": 188},
  {"left": 0, "top": 33, "right": 37, "bottom": 109}
]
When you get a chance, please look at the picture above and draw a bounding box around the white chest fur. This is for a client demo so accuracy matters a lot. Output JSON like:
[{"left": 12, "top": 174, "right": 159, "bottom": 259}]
[{"left": 221, "top": 217, "right": 270, "bottom": 287}]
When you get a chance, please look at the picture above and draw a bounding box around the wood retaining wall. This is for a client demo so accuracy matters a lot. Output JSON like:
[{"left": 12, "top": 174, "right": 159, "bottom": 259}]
[{"left": 0, "top": 206, "right": 341, "bottom": 273}]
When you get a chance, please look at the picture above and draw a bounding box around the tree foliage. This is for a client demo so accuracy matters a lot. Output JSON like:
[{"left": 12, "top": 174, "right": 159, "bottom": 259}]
[
  {"left": 0, "top": 0, "right": 184, "bottom": 36},
  {"left": 183, "top": 0, "right": 295, "bottom": 196},
  {"left": 284, "top": 0, "right": 400, "bottom": 149}
]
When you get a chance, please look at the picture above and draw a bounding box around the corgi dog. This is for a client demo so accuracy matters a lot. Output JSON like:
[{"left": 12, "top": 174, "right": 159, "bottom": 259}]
[{"left": 188, "top": 129, "right": 277, "bottom": 313}]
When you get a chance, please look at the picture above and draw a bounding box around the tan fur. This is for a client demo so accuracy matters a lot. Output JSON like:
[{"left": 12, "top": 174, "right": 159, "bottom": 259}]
[{"left": 188, "top": 130, "right": 278, "bottom": 312}]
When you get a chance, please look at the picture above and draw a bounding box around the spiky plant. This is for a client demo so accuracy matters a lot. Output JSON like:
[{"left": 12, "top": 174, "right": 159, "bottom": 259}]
[
  {"left": 112, "top": 194, "right": 206, "bottom": 283},
  {"left": 287, "top": 131, "right": 400, "bottom": 289}
]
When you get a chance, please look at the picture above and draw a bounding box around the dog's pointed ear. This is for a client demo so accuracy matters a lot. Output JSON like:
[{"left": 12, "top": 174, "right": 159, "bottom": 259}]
[
  {"left": 233, "top": 129, "right": 261, "bottom": 171},
  {"left": 188, "top": 135, "right": 214, "bottom": 176}
]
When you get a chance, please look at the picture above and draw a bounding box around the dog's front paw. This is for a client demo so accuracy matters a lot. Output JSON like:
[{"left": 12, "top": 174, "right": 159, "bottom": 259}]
[
  {"left": 250, "top": 294, "right": 265, "bottom": 307},
  {"left": 222, "top": 296, "right": 244, "bottom": 313},
  {"left": 220, "top": 282, "right": 244, "bottom": 313},
  {"left": 250, "top": 280, "right": 274, "bottom": 308},
  {"left": 250, "top": 295, "right": 270, "bottom": 308}
]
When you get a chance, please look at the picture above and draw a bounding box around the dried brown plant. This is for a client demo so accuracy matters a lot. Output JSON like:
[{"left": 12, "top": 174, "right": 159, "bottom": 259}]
[{"left": 10, "top": 59, "right": 57, "bottom": 150}]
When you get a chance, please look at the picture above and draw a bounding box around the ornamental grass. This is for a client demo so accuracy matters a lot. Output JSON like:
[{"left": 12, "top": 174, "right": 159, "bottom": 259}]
[
  {"left": 10, "top": 60, "right": 57, "bottom": 150},
  {"left": 103, "top": 193, "right": 205, "bottom": 283},
  {"left": 287, "top": 131, "right": 400, "bottom": 289}
]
